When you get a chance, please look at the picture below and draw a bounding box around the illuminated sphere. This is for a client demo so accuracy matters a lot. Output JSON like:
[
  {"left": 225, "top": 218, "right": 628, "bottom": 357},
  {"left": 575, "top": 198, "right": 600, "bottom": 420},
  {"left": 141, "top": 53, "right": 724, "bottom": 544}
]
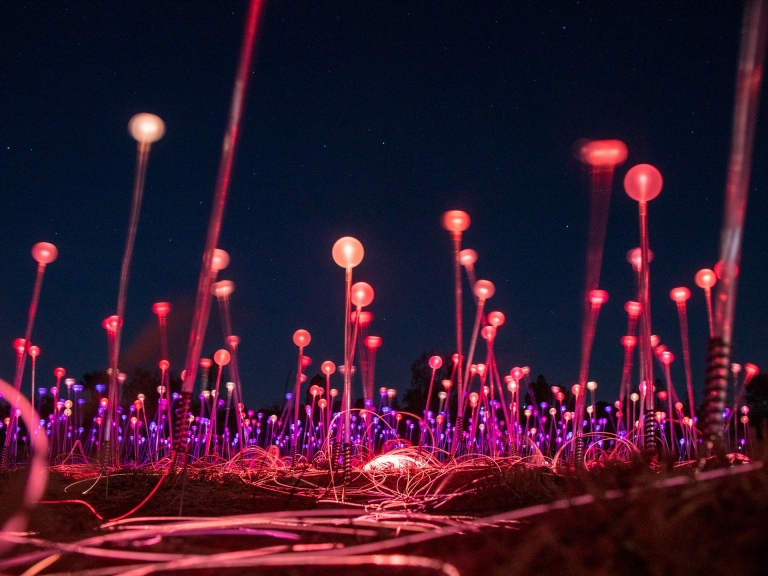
[
  {"left": 318, "top": 399, "right": 327, "bottom": 409},
  {"left": 226, "top": 335, "right": 240, "bottom": 348},
  {"left": 103, "top": 315, "right": 122, "bottom": 332},
  {"left": 580, "top": 139, "right": 628, "bottom": 168},
  {"left": 746, "top": 363, "right": 759, "bottom": 377},
  {"left": 511, "top": 367, "right": 524, "bottom": 381},
  {"left": 469, "top": 392, "right": 480, "bottom": 407},
  {"left": 332, "top": 237, "right": 364, "bottom": 269},
  {"left": 153, "top": 304, "right": 172, "bottom": 321},
  {"left": 365, "top": 336, "right": 382, "bottom": 349},
  {"left": 387, "top": 388, "right": 396, "bottom": 398},
  {"left": 213, "top": 349, "right": 231, "bottom": 366},
  {"left": 28, "top": 345, "right": 40, "bottom": 358},
  {"left": 309, "top": 384, "right": 323, "bottom": 397},
  {"left": 732, "top": 363, "right": 742, "bottom": 374},
  {"left": 212, "top": 280, "right": 235, "bottom": 298},
  {"left": 487, "top": 311, "right": 505, "bottom": 327},
  {"left": 300, "top": 355, "right": 312, "bottom": 368},
  {"left": 158, "top": 360, "right": 170, "bottom": 371},
  {"left": 481, "top": 326, "right": 496, "bottom": 341},
  {"left": 522, "top": 366, "right": 530, "bottom": 375},
  {"left": 660, "top": 350, "right": 674, "bottom": 365},
  {"left": 624, "top": 164, "right": 663, "bottom": 202},
  {"left": 477, "top": 364, "right": 486, "bottom": 376},
  {"left": 321, "top": 360, "right": 336, "bottom": 375},
  {"left": 588, "top": 289, "right": 608, "bottom": 306},
  {"left": 13, "top": 338, "right": 26, "bottom": 354},
  {"left": 128, "top": 113, "right": 166, "bottom": 144},
  {"left": 624, "top": 301, "right": 641, "bottom": 317},
  {"left": 626, "top": 248, "right": 654, "bottom": 270},
  {"left": 650, "top": 335, "right": 660, "bottom": 348},
  {"left": 438, "top": 391, "right": 447, "bottom": 401},
  {"left": 293, "top": 329, "right": 311, "bottom": 348},
  {"left": 587, "top": 381, "right": 598, "bottom": 391},
  {"left": 54, "top": 367, "right": 66, "bottom": 379},
  {"left": 670, "top": 287, "right": 691, "bottom": 303},
  {"left": 695, "top": 269, "right": 716, "bottom": 289},
  {"left": 350, "top": 282, "right": 374, "bottom": 307},
  {"left": 470, "top": 364, "right": 477, "bottom": 375},
  {"left": 714, "top": 260, "right": 740, "bottom": 280},
  {"left": 211, "top": 249, "right": 230, "bottom": 271},
  {"left": 118, "top": 372, "right": 127, "bottom": 384},
  {"left": 452, "top": 353, "right": 460, "bottom": 364},
  {"left": 621, "top": 335, "right": 637, "bottom": 348},
  {"left": 459, "top": 249, "right": 478, "bottom": 267},
  {"left": 226, "top": 381, "right": 235, "bottom": 392},
  {"left": 65, "top": 378, "right": 75, "bottom": 389},
  {"left": 571, "top": 384, "right": 581, "bottom": 396},
  {"left": 442, "top": 379, "right": 452, "bottom": 390},
  {"left": 200, "top": 358, "right": 212, "bottom": 370},
  {"left": 32, "top": 242, "right": 58, "bottom": 265},
  {"left": 473, "top": 280, "right": 495, "bottom": 300},
  {"left": 441, "top": 210, "right": 471, "bottom": 233}
]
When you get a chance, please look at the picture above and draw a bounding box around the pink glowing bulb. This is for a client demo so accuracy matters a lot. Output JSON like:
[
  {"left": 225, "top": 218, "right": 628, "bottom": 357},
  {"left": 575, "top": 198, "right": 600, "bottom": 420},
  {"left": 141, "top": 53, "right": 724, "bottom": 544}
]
[
  {"left": 650, "top": 335, "right": 660, "bottom": 348},
  {"left": 128, "top": 113, "right": 166, "bottom": 144},
  {"left": 470, "top": 364, "right": 478, "bottom": 376},
  {"left": 624, "top": 301, "right": 641, "bottom": 318},
  {"left": 211, "top": 280, "right": 235, "bottom": 298},
  {"left": 511, "top": 367, "right": 524, "bottom": 381},
  {"left": 180, "top": 370, "right": 187, "bottom": 381},
  {"left": 54, "top": 367, "right": 66, "bottom": 379},
  {"left": 621, "top": 335, "right": 637, "bottom": 349},
  {"left": 28, "top": 345, "right": 39, "bottom": 358},
  {"left": 487, "top": 311, "right": 506, "bottom": 327},
  {"left": 152, "top": 302, "right": 171, "bottom": 317},
  {"left": 352, "top": 311, "right": 374, "bottom": 326},
  {"left": 695, "top": 268, "right": 716, "bottom": 289},
  {"left": 214, "top": 349, "right": 231, "bottom": 366},
  {"left": 321, "top": 360, "right": 336, "bottom": 375},
  {"left": 226, "top": 335, "right": 240, "bottom": 348},
  {"left": 481, "top": 326, "right": 496, "bottom": 342},
  {"left": 318, "top": 398, "right": 327, "bottom": 409},
  {"left": 714, "top": 260, "right": 740, "bottom": 280},
  {"left": 580, "top": 139, "right": 628, "bottom": 168},
  {"left": 364, "top": 335, "right": 382, "bottom": 349},
  {"left": 293, "top": 329, "right": 311, "bottom": 348},
  {"left": 476, "top": 363, "right": 486, "bottom": 376},
  {"left": 200, "top": 358, "right": 212, "bottom": 370},
  {"left": 332, "top": 237, "right": 364, "bottom": 269},
  {"left": 624, "top": 164, "right": 663, "bottom": 202},
  {"left": 350, "top": 282, "right": 374, "bottom": 307},
  {"left": 556, "top": 392, "right": 565, "bottom": 402},
  {"left": 102, "top": 315, "right": 122, "bottom": 333},
  {"left": 300, "top": 355, "right": 312, "bottom": 368},
  {"left": 452, "top": 353, "right": 460, "bottom": 364},
  {"left": 158, "top": 360, "right": 170, "bottom": 371},
  {"left": 625, "top": 248, "right": 654, "bottom": 270},
  {"left": 459, "top": 249, "right": 478, "bottom": 267},
  {"left": 571, "top": 384, "right": 581, "bottom": 397},
  {"left": 330, "top": 388, "right": 339, "bottom": 398},
  {"left": 657, "top": 391, "right": 668, "bottom": 401},
  {"left": 469, "top": 392, "right": 480, "bottom": 407},
  {"left": 473, "top": 279, "right": 495, "bottom": 300},
  {"left": 660, "top": 350, "right": 674, "bottom": 365},
  {"left": 210, "top": 249, "right": 230, "bottom": 272},
  {"left": 745, "top": 363, "right": 759, "bottom": 377},
  {"left": 441, "top": 210, "right": 471, "bottom": 233},
  {"left": 669, "top": 287, "right": 691, "bottom": 303},
  {"left": 732, "top": 363, "right": 742, "bottom": 374},
  {"left": 13, "top": 338, "right": 26, "bottom": 354},
  {"left": 309, "top": 385, "right": 323, "bottom": 397},
  {"left": 442, "top": 379, "right": 453, "bottom": 390},
  {"left": 31, "top": 242, "right": 58, "bottom": 265},
  {"left": 588, "top": 289, "right": 609, "bottom": 306}
]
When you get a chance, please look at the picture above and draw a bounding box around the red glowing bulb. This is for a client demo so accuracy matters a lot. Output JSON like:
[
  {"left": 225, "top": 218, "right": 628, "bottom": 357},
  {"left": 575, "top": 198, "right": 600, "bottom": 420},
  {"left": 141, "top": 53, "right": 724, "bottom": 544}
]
[
  {"left": 226, "top": 335, "right": 240, "bottom": 348},
  {"left": 350, "top": 281, "right": 374, "bottom": 308},
  {"left": 158, "top": 360, "right": 170, "bottom": 371},
  {"left": 650, "top": 335, "right": 660, "bottom": 348},
  {"left": 354, "top": 311, "right": 373, "bottom": 326},
  {"left": 657, "top": 391, "right": 668, "bottom": 401},
  {"left": 293, "top": 329, "right": 311, "bottom": 348},
  {"left": 332, "top": 237, "right": 364, "bottom": 269},
  {"left": 745, "top": 363, "right": 759, "bottom": 377},
  {"left": 441, "top": 210, "right": 470, "bottom": 233},
  {"left": 669, "top": 287, "right": 691, "bottom": 303},
  {"left": 626, "top": 247, "right": 654, "bottom": 270},
  {"left": 660, "top": 350, "right": 674, "bottom": 365},
  {"left": 210, "top": 249, "right": 230, "bottom": 271},
  {"left": 571, "top": 384, "right": 581, "bottom": 397},
  {"left": 213, "top": 349, "right": 231, "bottom": 366},
  {"left": 28, "top": 345, "right": 40, "bottom": 358},
  {"left": 13, "top": 338, "right": 26, "bottom": 354},
  {"left": 364, "top": 335, "right": 382, "bottom": 349},
  {"left": 200, "top": 358, "right": 212, "bottom": 370},
  {"left": 511, "top": 367, "right": 524, "bottom": 381},
  {"left": 102, "top": 315, "right": 122, "bottom": 333},
  {"left": 588, "top": 289, "right": 609, "bottom": 306},
  {"left": 695, "top": 269, "right": 716, "bottom": 290},
  {"left": 128, "top": 113, "right": 166, "bottom": 144},
  {"left": 300, "top": 355, "right": 312, "bottom": 368},
  {"left": 580, "top": 139, "right": 628, "bottom": 168},
  {"left": 714, "top": 260, "right": 740, "bottom": 280},
  {"left": 211, "top": 280, "right": 235, "bottom": 298},
  {"left": 54, "top": 367, "right": 66, "bottom": 379},
  {"left": 321, "top": 360, "right": 336, "bottom": 375},
  {"left": 487, "top": 311, "right": 506, "bottom": 327},
  {"left": 621, "top": 335, "right": 637, "bottom": 349},
  {"left": 624, "top": 301, "right": 641, "bottom": 317},
  {"left": 624, "top": 164, "right": 663, "bottom": 202},
  {"left": 459, "top": 248, "right": 478, "bottom": 267},
  {"left": 152, "top": 302, "right": 171, "bottom": 316},
  {"left": 31, "top": 242, "right": 58, "bottom": 265},
  {"left": 473, "top": 279, "right": 495, "bottom": 300},
  {"left": 452, "top": 353, "right": 460, "bottom": 364},
  {"left": 481, "top": 325, "right": 496, "bottom": 341}
]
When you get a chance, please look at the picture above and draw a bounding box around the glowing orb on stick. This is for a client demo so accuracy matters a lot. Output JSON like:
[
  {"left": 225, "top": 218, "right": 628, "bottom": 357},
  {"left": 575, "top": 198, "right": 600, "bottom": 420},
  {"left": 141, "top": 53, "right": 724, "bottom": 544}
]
[
  {"left": 670, "top": 287, "right": 691, "bottom": 303},
  {"left": 441, "top": 210, "right": 470, "bottom": 233},
  {"left": 332, "top": 237, "right": 364, "bottom": 269},
  {"left": 293, "top": 329, "right": 311, "bottom": 348},
  {"left": 32, "top": 242, "right": 58, "bottom": 265},
  {"left": 624, "top": 164, "right": 663, "bottom": 202},
  {"left": 128, "top": 113, "right": 165, "bottom": 144},
  {"left": 580, "top": 139, "right": 628, "bottom": 167},
  {"left": 350, "top": 282, "right": 374, "bottom": 307}
]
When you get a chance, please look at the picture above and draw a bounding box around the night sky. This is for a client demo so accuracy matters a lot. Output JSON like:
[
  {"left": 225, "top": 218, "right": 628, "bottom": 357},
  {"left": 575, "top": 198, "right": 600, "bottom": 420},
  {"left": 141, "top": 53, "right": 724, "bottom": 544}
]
[{"left": 1, "top": 2, "right": 766, "bottom": 409}]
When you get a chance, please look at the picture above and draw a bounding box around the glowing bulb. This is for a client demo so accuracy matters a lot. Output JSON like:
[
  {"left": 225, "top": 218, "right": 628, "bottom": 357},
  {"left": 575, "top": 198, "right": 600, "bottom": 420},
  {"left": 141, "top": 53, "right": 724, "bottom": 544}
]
[
  {"left": 330, "top": 389, "right": 339, "bottom": 398},
  {"left": 429, "top": 356, "right": 443, "bottom": 370},
  {"left": 226, "top": 381, "right": 235, "bottom": 392},
  {"left": 211, "top": 280, "right": 235, "bottom": 298},
  {"left": 321, "top": 361, "right": 336, "bottom": 375},
  {"left": 714, "top": 260, "right": 739, "bottom": 280},
  {"left": 459, "top": 248, "right": 478, "bottom": 267},
  {"left": 481, "top": 326, "right": 496, "bottom": 341},
  {"left": 487, "top": 311, "right": 505, "bottom": 327},
  {"left": 318, "top": 399, "right": 327, "bottom": 409},
  {"left": 624, "top": 301, "right": 641, "bottom": 317},
  {"left": 745, "top": 363, "right": 759, "bottom": 377},
  {"left": 469, "top": 392, "right": 479, "bottom": 407},
  {"left": 65, "top": 378, "right": 75, "bottom": 389},
  {"left": 128, "top": 113, "right": 165, "bottom": 144},
  {"left": 300, "top": 355, "right": 312, "bottom": 368},
  {"left": 31, "top": 242, "right": 58, "bottom": 265},
  {"left": 571, "top": 384, "right": 581, "bottom": 397},
  {"left": 54, "top": 367, "right": 66, "bottom": 379},
  {"left": 386, "top": 388, "right": 396, "bottom": 398},
  {"left": 695, "top": 269, "right": 716, "bottom": 290},
  {"left": 624, "top": 164, "right": 663, "bottom": 202},
  {"left": 660, "top": 351, "right": 674, "bottom": 365},
  {"left": 588, "top": 289, "right": 608, "bottom": 306},
  {"left": 621, "top": 335, "right": 637, "bottom": 348},
  {"left": 438, "top": 391, "right": 447, "bottom": 400},
  {"left": 626, "top": 248, "right": 654, "bottom": 271},
  {"left": 158, "top": 360, "right": 170, "bottom": 371},
  {"left": 630, "top": 393, "right": 639, "bottom": 402},
  {"left": 332, "top": 237, "right": 364, "bottom": 269},
  {"left": 200, "top": 358, "right": 212, "bottom": 370},
  {"left": 364, "top": 336, "right": 382, "bottom": 349},
  {"left": 152, "top": 302, "right": 171, "bottom": 316},
  {"left": 13, "top": 338, "right": 26, "bottom": 354},
  {"left": 587, "top": 381, "right": 597, "bottom": 391},
  {"left": 214, "top": 349, "right": 231, "bottom": 366},
  {"left": 511, "top": 367, "right": 524, "bottom": 381},
  {"left": 476, "top": 363, "right": 486, "bottom": 376},
  {"left": 442, "top": 379, "right": 452, "bottom": 390},
  {"left": 441, "top": 210, "right": 470, "bottom": 233},
  {"left": 580, "top": 139, "right": 628, "bottom": 168},
  {"left": 650, "top": 335, "right": 659, "bottom": 348},
  {"left": 350, "top": 282, "right": 374, "bottom": 307},
  {"left": 210, "top": 249, "right": 230, "bottom": 271},
  {"left": 293, "top": 329, "right": 311, "bottom": 348},
  {"left": 473, "top": 280, "right": 495, "bottom": 300},
  {"left": 670, "top": 287, "right": 691, "bottom": 303},
  {"left": 28, "top": 345, "right": 39, "bottom": 358}
]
